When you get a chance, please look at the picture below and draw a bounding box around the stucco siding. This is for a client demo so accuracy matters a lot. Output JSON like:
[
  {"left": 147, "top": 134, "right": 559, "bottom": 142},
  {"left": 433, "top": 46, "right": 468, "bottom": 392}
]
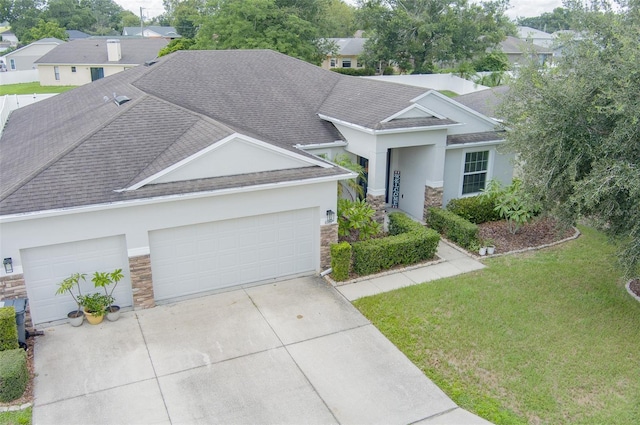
[{"left": 38, "top": 64, "right": 132, "bottom": 86}]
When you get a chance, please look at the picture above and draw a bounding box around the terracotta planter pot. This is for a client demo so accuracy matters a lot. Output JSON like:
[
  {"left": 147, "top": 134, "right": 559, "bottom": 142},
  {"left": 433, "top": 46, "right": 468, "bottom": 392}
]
[{"left": 84, "top": 309, "right": 105, "bottom": 325}]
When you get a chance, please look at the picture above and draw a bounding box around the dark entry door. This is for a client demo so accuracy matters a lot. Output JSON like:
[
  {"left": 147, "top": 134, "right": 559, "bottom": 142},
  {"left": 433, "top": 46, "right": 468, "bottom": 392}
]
[
  {"left": 358, "top": 156, "right": 369, "bottom": 200},
  {"left": 90, "top": 67, "right": 105, "bottom": 81}
]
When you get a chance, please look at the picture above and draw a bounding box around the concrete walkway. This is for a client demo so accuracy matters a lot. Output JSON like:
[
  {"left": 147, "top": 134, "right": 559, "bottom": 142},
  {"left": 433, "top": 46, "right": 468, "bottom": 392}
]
[
  {"left": 33, "top": 273, "right": 491, "bottom": 425},
  {"left": 336, "top": 240, "right": 485, "bottom": 301}
]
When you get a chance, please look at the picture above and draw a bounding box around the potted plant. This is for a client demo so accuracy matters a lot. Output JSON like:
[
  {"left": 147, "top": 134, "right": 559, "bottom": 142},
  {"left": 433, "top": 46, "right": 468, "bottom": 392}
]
[
  {"left": 78, "top": 292, "right": 112, "bottom": 325},
  {"left": 55, "top": 273, "right": 86, "bottom": 327},
  {"left": 485, "top": 239, "right": 496, "bottom": 255},
  {"left": 92, "top": 269, "right": 124, "bottom": 321}
]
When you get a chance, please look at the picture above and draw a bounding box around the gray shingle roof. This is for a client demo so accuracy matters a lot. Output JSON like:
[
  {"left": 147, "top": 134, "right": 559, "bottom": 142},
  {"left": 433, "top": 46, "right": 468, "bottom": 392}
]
[
  {"left": 123, "top": 26, "right": 180, "bottom": 37},
  {"left": 34, "top": 38, "right": 168, "bottom": 65},
  {"left": 454, "top": 86, "right": 509, "bottom": 120},
  {"left": 327, "top": 38, "right": 368, "bottom": 56},
  {"left": 1, "top": 49, "right": 489, "bottom": 216}
]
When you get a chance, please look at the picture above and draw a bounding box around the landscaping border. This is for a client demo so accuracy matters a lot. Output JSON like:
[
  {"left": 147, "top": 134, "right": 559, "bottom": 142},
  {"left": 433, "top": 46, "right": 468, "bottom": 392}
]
[
  {"left": 0, "top": 401, "right": 31, "bottom": 412},
  {"left": 470, "top": 226, "right": 581, "bottom": 260},
  {"left": 625, "top": 279, "right": 640, "bottom": 303}
]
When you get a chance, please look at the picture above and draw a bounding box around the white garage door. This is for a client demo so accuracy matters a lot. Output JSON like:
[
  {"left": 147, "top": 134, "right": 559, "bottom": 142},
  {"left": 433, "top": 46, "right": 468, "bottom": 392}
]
[
  {"left": 21, "top": 236, "right": 133, "bottom": 325},
  {"left": 150, "top": 208, "right": 317, "bottom": 301}
]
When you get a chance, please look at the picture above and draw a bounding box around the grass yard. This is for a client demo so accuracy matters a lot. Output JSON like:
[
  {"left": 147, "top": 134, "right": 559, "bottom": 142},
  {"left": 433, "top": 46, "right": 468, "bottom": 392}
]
[
  {"left": 354, "top": 226, "right": 640, "bottom": 425},
  {"left": 0, "top": 82, "right": 76, "bottom": 95},
  {"left": 0, "top": 407, "right": 31, "bottom": 425}
]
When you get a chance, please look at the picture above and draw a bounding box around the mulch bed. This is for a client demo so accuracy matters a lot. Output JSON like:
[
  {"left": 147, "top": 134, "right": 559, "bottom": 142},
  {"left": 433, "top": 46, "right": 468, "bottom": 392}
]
[
  {"left": 630, "top": 279, "right": 640, "bottom": 298},
  {"left": 477, "top": 216, "right": 575, "bottom": 255}
]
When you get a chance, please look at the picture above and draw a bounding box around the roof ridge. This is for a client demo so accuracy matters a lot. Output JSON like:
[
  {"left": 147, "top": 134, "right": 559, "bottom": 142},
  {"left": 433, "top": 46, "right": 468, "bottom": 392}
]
[{"left": 0, "top": 94, "right": 149, "bottom": 202}]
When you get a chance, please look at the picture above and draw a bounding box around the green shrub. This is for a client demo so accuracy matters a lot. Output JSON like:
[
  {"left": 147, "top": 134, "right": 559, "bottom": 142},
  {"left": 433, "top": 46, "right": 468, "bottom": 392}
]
[
  {"left": 484, "top": 179, "right": 539, "bottom": 234},
  {"left": 330, "top": 242, "right": 352, "bottom": 282},
  {"left": 446, "top": 196, "right": 500, "bottom": 224},
  {"left": 0, "top": 349, "right": 28, "bottom": 402},
  {"left": 428, "top": 207, "right": 479, "bottom": 249},
  {"left": 388, "top": 212, "right": 425, "bottom": 235},
  {"left": 338, "top": 198, "right": 381, "bottom": 241},
  {"left": 330, "top": 67, "right": 376, "bottom": 76},
  {"left": 352, "top": 228, "right": 440, "bottom": 275},
  {"left": 0, "top": 307, "right": 18, "bottom": 352}
]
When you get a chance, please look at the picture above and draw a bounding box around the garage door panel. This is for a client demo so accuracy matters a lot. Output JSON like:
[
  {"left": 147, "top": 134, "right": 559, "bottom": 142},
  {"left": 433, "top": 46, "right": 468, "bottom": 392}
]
[
  {"left": 150, "top": 209, "right": 317, "bottom": 301},
  {"left": 21, "top": 236, "right": 132, "bottom": 325}
]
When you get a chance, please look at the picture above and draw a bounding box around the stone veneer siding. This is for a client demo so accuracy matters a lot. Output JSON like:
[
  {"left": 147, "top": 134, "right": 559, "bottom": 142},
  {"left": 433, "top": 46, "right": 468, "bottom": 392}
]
[
  {"left": 320, "top": 223, "right": 338, "bottom": 271},
  {"left": 423, "top": 185, "right": 444, "bottom": 220},
  {"left": 0, "top": 274, "right": 33, "bottom": 330},
  {"left": 366, "top": 194, "right": 386, "bottom": 225},
  {"left": 129, "top": 255, "right": 155, "bottom": 310}
]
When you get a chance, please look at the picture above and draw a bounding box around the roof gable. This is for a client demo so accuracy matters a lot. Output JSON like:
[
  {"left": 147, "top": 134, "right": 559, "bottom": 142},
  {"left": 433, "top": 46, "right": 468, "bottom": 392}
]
[
  {"left": 412, "top": 90, "right": 499, "bottom": 133},
  {"left": 130, "top": 134, "right": 328, "bottom": 189}
]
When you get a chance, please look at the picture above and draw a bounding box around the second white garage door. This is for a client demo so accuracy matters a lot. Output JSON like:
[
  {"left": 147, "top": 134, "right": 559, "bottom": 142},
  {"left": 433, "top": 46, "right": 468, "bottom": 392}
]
[{"left": 149, "top": 208, "right": 317, "bottom": 301}]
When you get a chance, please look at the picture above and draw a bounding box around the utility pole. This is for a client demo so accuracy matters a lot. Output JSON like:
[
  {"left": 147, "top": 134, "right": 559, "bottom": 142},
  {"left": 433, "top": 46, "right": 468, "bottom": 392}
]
[{"left": 140, "top": 7, "right": 145, "bottom": 37}]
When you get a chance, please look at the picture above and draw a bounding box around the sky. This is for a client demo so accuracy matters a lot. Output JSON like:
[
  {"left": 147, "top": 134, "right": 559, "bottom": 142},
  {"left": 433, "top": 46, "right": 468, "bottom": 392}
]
[{"left": 113, "top": 0, "right": 564, "bottom": 21}]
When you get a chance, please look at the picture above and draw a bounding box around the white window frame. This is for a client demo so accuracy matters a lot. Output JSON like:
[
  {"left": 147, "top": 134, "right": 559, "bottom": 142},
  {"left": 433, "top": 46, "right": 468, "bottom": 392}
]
[
  {"left": 459, "top": 148, "right": 493, "bottom": 197},
  {"left": 54, "top": 66, "right": 60, "bottom": 81},
  {"left": 342, "top": 58, "right": 351, "bottom": 68},
  {"left": 9, "top": 58, "right": 15, "bottom": 70},
  {"left": 330, "top": 58, "right": 336, "bottom": 67},
  {"left": 71, "top": 66, "right": 76, "bottom": 73}
]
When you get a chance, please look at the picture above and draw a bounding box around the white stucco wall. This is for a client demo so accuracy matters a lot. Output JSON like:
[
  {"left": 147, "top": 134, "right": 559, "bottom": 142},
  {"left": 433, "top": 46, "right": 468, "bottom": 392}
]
[
  {"left": 416, "top": 94, "right": 497, "bottom": 135},
  {"left": 0, "top": 181, "right": 338, "bottom": 276},
  {"left": 38, "top": 64, "right": 132, "bottom": 86}
]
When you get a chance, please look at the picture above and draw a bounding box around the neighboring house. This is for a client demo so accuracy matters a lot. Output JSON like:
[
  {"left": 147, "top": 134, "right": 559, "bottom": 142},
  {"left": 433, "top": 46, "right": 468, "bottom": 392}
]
[
  {"left": 0, "top": 50, "right": 513, "bottom": 325},
  {"left": 321, "top": 37, "right": 367, "bottom": 70},
  {"left": 2, "top": 38, "right": 64, "bottom": 71},
  {"left": 35, "top": 38, "right": 168, "bottom": 86},
  {"left": 0, "top": 30, "right": 18, "bottom": 48},
  {"left": 517, "top": 26, "right": 555, "bottom": 47},
  {"left": 122, "top": 26, "right": 181, "bottom": 38},
  {"left": 500, "top": 36, "right": 553, "bottom": 66},
  {"left": 65, "top": 30, "right": 91, "bottom": 41}
]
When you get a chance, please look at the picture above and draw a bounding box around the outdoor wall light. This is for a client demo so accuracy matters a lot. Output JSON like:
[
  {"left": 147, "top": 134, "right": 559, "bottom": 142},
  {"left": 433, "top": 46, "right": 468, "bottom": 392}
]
[
  {"left": 3, "top": 258, "right": 13, "bottom": 274},
  {"left": 326, "top": 209, "right": 335, "bottom": 224}
]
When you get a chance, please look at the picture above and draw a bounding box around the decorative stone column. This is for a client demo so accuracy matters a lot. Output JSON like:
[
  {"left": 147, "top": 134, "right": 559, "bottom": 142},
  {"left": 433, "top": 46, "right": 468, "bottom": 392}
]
[
  {"left": 0, "top": 274, "right": 32, "bottom": 329},
  {"left": 423, "top": 185, "right": 444, "bottom": 221},
  {"left": 320, "top": 223, "right": 338, "bottom": 271},
  {"left": 128, "top": 255, "right": 155, "bottom": 309},
  {"left": 366, "top": 193, "right": 386, "bottom": 225}
]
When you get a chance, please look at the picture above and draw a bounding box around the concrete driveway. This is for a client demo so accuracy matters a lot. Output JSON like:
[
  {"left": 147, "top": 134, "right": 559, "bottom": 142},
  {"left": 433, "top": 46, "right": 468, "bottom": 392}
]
[{"left": 33, "top": 276, "right": 489, "bottom": 424}]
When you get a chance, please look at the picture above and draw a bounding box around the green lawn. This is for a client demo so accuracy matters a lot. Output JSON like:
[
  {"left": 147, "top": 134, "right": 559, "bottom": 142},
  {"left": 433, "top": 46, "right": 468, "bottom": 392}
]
[
  {"left": 0, "top": 407, "right": 31, "bottom": 425},
  {"left": 354, "top": 226, "right": 640, "bottom": 425},
  {"left": 0, "top": 82, "right": 76, "bottom": 95}
]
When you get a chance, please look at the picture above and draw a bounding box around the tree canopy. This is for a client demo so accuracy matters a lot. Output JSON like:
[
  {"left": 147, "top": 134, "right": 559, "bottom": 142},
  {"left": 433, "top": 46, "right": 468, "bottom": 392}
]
[
  {"left": 357, "top": 0, "right": 514, "bottom": 73},
  {"left": 498, "top": 0, "right": 640, "bottom": 276},
  {"left": 517, "top": 7, "right": 574, "bottom": 32}
]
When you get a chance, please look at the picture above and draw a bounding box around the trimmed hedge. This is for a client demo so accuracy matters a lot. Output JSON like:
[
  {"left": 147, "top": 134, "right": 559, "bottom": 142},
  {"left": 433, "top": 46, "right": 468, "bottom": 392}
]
[
  {"left": 352, "top": 227, "right": 440, "bottom": 276},
  {"left": 0, "top": 348, "right": 28, "bottom": 402},
  {"left": 330, "top": 242, "right": 352, "bottom": 282},
  {"left": 330, "top": 67, "right": 376, "bottom": 76},
  {"left": 446, "top": 195, "right": 500, "bottom": 224},
  {"left": 0, "top": 307, "right": 18, "bottom": 352},
  {"left": 388, "top": 212, "right": 425, "bottom": 235},
  {"left": 428, "top": 207, "right": 479, "bottom": 249}
]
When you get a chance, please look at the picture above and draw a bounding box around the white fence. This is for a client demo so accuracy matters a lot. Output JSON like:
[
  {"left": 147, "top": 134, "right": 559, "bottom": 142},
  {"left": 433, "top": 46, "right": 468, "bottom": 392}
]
[
  {"left": 364, "top": 73, "right": 489, "bottom": 95},
  {"left": 0, "top": 69, "right": 39, "bottom": 85},
  {"left": 0, "top": 93, "right": 57, "bottom": 136}
]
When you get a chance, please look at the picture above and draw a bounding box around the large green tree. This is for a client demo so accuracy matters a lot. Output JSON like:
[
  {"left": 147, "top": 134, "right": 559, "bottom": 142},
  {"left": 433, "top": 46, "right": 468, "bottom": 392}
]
[
  {"left": 498, "top": 1, "right": 640, "bottom": 276},
  {"left": 358, "top": 0, "right": 513, "bottom": 73},
  {"left": 194, "top": 0, "right": 328, "bottom": 64},
  {"left": 517, "top": 7, "right": 574, "bottom": 32}
]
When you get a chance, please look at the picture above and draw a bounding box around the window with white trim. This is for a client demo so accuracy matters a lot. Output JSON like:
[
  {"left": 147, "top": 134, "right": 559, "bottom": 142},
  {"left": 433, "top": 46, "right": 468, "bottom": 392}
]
[
  {"left": 462, "top": 150, "right": 489, "bottom": 195},
  {"left": 54, "top": 66, "right": 60, "bottom": 80},
  {"left": 9, "top": 58, "right": 15, "bottom": 70},
  {"left": 342, "top": 58, "right": 351, "bottom": 68},
  {"left": 330, "top": 58, "right": 336, "bottom": 67}
]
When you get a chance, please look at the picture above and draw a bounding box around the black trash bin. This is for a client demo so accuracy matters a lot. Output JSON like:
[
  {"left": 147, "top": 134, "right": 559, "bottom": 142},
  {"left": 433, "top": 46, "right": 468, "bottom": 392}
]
[{"left": 0, "top": 298, "right": 28, "bottom": 346}]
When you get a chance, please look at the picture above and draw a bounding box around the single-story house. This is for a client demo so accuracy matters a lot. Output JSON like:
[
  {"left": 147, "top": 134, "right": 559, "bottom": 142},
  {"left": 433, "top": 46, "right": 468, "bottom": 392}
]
[
  {"left": 122, "top": 26, "right": 181, "bottom": 38},
  {"left": 2, "top": 38, "right": 65, "bottom": 71},
  {"left": 0, "top": 50, "right": 513, "bottom": 326},
  {"left": 34, "top": 38, "right": 168, "bottom": 86},
  {"left": 0, "top": 30, "right": 18, "bottom": 48},
  {"left": 321, "top": 37, "right": 367, "bottom": 70},
  {"left": 500, "top": 36, "right": 553, "bottom": 66}
]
